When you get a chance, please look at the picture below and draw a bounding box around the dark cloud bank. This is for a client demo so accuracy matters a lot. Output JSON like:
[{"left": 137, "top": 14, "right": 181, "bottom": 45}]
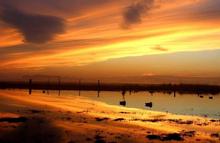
[
  {"left": 0, "top": 6, "right": 65, "bottom": 43},
  {"left": 122, "top": 0, "right": 155, "bottom": 28},
  {"left": 122, "top": 0, "right": 220, "bottom": 28}
]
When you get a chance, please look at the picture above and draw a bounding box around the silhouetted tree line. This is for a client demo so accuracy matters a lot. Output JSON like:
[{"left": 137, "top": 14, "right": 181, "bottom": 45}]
[{"left": 0, "top": 81, "right": 220, "bottom": 95}]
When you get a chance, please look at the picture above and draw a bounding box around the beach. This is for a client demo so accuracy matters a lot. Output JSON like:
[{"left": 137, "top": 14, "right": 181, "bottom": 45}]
[{"left": 0, "top": 90, "right": 220, "bottom": 143}]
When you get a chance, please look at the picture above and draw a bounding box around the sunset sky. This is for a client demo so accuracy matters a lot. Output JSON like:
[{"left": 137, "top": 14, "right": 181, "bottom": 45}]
[{"left": 0, "top": 0, "right": 220, "bottom": 82}]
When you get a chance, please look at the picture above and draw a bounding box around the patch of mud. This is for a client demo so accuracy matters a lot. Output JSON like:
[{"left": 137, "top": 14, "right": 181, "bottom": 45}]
[
  {"left": 0, "top": 117, "right": 66, "bottom": 143},
  {"left": 147, "top": 133, "right": 186, "bottom": 141},
  {"left": 95, "top": 117, "right": 109, "bottom": 122},
  {"left": 132, "top": 118, "right": 194, "bottom": 125},
  {"left": 113, "top": 118, "right": 125, "bottom": 121}
]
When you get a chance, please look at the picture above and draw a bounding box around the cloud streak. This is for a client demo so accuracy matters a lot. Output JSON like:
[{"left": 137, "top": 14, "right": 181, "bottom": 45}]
[
  {"left": 151, "top": 45, "right": 168, "bottom": 52},
  {"left": 122, "top": 0, "right": 155, "bottom": 28},
  {"left": 0, "top": 5, "right": 65, "bottom": 43}
]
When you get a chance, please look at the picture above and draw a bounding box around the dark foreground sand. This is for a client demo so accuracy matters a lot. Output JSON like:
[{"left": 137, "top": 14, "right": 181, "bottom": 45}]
[{"left": 0, "top": 90, "right": 220, "bottom": 143}]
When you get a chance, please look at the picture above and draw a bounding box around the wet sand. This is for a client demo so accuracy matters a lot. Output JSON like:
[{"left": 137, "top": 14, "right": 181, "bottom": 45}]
[{"left": 0, "top": 90, "right": 220, "bottom": 143}]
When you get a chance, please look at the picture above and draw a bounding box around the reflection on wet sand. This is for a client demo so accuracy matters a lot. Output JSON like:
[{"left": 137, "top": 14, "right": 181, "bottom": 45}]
[{"left": 0, "top": 90, "right": 220, "bottom": 143}]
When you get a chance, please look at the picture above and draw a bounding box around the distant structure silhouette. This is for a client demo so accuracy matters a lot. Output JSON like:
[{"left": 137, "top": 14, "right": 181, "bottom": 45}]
[
  {"left": 23, "top": 75, "right": 61, "bottom": 95},
  {"left": 29, "top": 79, "right": 32, "bottom": 95},
  {"left": 47, "top": 78, "right": 50, "bottom": 95},
  {"left": 149, "top": 90, "right": 154, "bottom": 96},
  {"left": 58, "top": 77, "right": 61, "bottom": 96},
  {"left": 78, "top": 80, "right": 81, "bottom": 96},
  {"left": 129, "top": 89, "right": 132, "bottom": 95},
  {"left": 174, "top": 91, "right": 176, "bottom": 97},
  {"left": 3, "top": 78, "right": 220, "bottom": 96},
  {"left": 120, "top": 89, "right": 126, "bottom": 106},
  {"left": 122, "top": 89, "right": 126, "bottom": 96},
  {"left": 97, "top": 80, "right": 101, "bottom": 97}
]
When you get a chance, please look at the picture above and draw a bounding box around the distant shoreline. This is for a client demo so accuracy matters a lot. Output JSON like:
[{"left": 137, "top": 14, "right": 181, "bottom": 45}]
[{"left": 0, "top": 81, "right": 220, "bottom": 95}]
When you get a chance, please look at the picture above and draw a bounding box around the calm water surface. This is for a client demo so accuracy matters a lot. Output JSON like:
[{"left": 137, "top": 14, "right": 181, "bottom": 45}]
[
  {"left": 41, "top": 90, "right": 220, "bottom": 119},
  {"left": 7, "top": 89, "right": 220, "bottom": 119}
]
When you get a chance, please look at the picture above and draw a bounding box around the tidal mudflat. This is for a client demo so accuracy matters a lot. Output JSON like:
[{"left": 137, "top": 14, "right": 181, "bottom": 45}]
[{"left": 0, "top": 90, "right": 220, "bottom": 143}]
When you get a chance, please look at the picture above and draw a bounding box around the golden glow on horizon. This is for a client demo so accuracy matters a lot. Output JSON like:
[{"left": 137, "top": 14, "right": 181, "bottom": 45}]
[{"left": 0, "top": 0, "right": 220, "bottom": 77}]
